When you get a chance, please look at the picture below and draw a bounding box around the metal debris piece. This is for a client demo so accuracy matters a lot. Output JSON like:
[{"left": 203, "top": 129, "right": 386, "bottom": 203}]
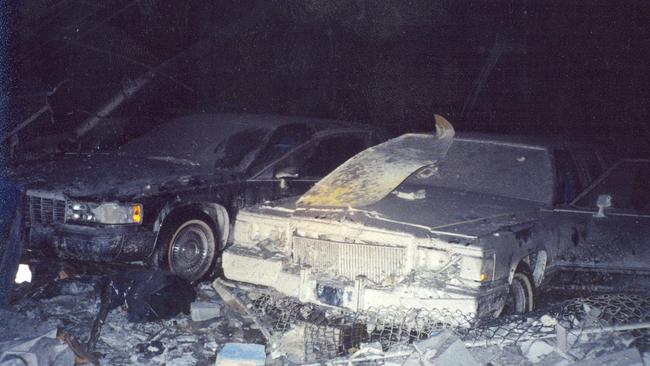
[
  {"left": 59, "top": 332, "right": 100, "bottom": 366},
  {"left": 298, "top": 114, "right": 454, "bottom": 207},
  {"left": 190, "top": 301, "right": 222, "bottom": 322},
  {"left": 212, "top": 279, "right": 272, "bottom": 341}
]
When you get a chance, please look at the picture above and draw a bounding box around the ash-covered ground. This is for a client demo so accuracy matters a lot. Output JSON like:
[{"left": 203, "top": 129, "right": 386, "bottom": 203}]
[
  {"left": 2, "top": 261, "right": 650, "bottom": 365},
  {"left": 1, "top": 262, "right": 267, "bottom": 365}
]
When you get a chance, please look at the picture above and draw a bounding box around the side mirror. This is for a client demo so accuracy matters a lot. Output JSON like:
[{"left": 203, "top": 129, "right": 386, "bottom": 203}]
[
  {"left": 275, "top": 166, "right": 299, "bottom": 180},
  {"left": 594, "top": 194, "right": 612, "bottom": 218}
]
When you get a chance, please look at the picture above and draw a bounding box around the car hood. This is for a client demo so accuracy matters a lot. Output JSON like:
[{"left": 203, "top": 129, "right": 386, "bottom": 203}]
[
  {"left": 286, "top": 186, "right": 545, "bottom": 239},
  {"left": 8, "top": 153, "right": 225, "bottom": 199}
]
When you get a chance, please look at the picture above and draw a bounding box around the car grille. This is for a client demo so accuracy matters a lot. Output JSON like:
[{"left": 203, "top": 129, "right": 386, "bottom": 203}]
[
  {"left": 292, "top": 236, "right": 406, "bottom": 284},
  {"left": 24, "top": 192, "right": 66, "bottom": 227}
]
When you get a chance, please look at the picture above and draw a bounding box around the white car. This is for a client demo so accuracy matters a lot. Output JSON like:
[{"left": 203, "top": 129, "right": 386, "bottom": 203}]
[{"left": 222, "top": 118, "right": 635, "bottom": 318}]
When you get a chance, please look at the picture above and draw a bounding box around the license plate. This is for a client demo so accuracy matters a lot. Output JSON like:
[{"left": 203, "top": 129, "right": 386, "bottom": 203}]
[{"left": 315, "top": 283, "right": 352, "bottom": 307}]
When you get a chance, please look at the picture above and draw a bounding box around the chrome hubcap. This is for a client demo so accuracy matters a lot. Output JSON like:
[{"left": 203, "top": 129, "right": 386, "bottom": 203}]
[{"left": 169, "top": 221, "right": 215, "bottom": 281}]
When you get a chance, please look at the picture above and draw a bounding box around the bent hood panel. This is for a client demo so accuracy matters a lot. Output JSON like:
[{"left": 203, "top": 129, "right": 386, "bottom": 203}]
[{"left": 297, "top": 115, "right": 454, "bottom": 208}]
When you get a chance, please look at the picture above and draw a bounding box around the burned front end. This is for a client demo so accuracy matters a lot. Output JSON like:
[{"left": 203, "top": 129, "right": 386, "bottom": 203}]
[
  {"left": 23, "top": 190, "right": 154, "bottom": 262},
  {"left": 223, "top": 207, "right": 508, "bottom": 318}
]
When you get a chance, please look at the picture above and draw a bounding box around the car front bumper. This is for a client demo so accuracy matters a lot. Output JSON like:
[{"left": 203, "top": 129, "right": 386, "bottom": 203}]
[
  {"left": 223, "top": 244, "right": 509, "bottom": 318},
  {"left": 25, "top": 222, "right": 155, "bottom": 262}
]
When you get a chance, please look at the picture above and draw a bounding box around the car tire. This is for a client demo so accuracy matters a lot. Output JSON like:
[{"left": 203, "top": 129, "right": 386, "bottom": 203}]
[
  {"left": 162, "top": 218, "right": 217, "bottom": 282},
  {"left": 502, "top": 263, "right": 534, "bottom": 315}
]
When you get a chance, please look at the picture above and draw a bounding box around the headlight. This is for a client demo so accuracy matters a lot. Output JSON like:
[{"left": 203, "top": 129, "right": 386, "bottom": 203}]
[
  {"left": 417, "top": 247, "right": 453, "bottom": 271},
  {"left": 68, "top": 202, "right": 142, "bottom": 224},
  {"left": 460, "top": 252, "right": 496, "bottom": 282},
  {"left": 233, "top": 217, "right": 285, "bottom": 247}
]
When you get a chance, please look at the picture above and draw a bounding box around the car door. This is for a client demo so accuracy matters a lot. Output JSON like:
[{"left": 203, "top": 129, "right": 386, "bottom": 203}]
[
  {"left": 550, "top": 160, "right": 650, "bottom": 292},
  {"left": 247, "top": 130, "right": 374, "bottom": 203}
]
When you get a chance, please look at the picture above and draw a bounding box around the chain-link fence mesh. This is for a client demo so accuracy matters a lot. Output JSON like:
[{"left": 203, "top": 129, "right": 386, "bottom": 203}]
[
  {"left": 247, "top": 291, "right": 650, "bottom": 363},
  {"left": 464, "top": 294, "right": 650, "bottom": 348}
]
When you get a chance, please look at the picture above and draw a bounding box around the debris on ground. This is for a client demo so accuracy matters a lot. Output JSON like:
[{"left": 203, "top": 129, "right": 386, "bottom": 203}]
[
  {"left": 190, "top": 301, "right": 222, "bottom": 322},
  {"left": 571, "top": 347, "right": 644, "bottom": 366},
  {"left": 59, "top": 331, "right": 101, "bottom": 366},
  {"left": 87, "top": 269, "right": 196, "bottom": 352},
  {"left": 269, "top": 324, "right": 307, "bottom": 363},
  {"left": 246, "top": 290, "right": 650, "bottom": 365},
  {"left": 0, "top": 328, "right": 75, "bottom": 366},
  {"left": 401, "top": 330, "right": 479, "bottom": 366},
  {"left": 215, "top": 343, "right": 266, "bottom": 366},
  {"left": 100, "top": 269, "right": 196, "bottom": 323},
  {"left": 5, "top": 262, "right": 650, "bottom": 365},
  {"left": 4, "top": 265, "right": 233, "bottom": 365},
  {"left": 213, "top": 279, "right": 272, "bottom": 342}
]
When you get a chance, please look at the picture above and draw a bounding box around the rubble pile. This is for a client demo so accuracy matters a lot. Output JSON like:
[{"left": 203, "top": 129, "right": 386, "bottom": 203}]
[
  {"left": 2, "top": 272, "right": 263, "bottom": 365},
  {"left": 3, "top": 268, "right": 650, "bottom": 365},
  {"left": 245, "top": 289, "right": 650, "bottom": 365}
]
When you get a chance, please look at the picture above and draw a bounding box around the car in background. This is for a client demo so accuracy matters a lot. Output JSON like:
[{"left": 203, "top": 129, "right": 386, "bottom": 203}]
[
  {"left": 222, "top": 123, "right": 629, "bottom": 318},
  {"left": 13, "top": 113, "right": 386, "bottom": 281}
]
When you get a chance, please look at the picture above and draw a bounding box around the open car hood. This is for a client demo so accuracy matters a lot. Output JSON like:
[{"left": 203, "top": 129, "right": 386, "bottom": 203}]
[{"left": 297, "top": 114, "right": 454, "bottom": 208}]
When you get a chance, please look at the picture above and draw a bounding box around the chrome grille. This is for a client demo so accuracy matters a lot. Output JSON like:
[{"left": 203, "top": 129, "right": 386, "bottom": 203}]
[
  {"left": 25, "top": 193, "right": 66, "bottom": 226},
  {"left": 292, "top": 237, "right": 406, "bottom": 283}
]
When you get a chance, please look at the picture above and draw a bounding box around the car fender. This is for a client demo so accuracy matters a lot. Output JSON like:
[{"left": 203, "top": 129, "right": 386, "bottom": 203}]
[{"left": 151, "top": 200, "right": 230, "bottom": 257}]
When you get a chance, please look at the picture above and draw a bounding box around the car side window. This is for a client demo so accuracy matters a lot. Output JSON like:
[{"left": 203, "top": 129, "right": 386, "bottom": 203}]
[
  {"left": 298, "top": 134, "right": 369, "bottom": 178},
  {"left": 213, "top": 128, "right": 268, "bottom": 169},
  {"left": 574, "top": 161, "right": 650, "bottom": 211},
  {"left": 248, "top": 124, "right": 314, "bottom": 173},
  {"left": 262, "top": 133, "right": 368, "bottom": 180}
]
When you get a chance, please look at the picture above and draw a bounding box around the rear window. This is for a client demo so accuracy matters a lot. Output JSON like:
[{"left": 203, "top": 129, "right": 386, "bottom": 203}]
[
  {"left": 574, "top": 160, "right": 650, "bottom": 211},
  {"left": 404, "top": 139, "right": 554, "bottom": 204}
]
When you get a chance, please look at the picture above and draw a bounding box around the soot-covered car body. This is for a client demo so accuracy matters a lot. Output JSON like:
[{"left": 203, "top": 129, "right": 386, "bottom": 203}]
[
  {"left": 13, "top": 113, "right": 385, "bottom": 281},
  {"left": 222, "top": 119, "right": 643, "bottom": 318}
]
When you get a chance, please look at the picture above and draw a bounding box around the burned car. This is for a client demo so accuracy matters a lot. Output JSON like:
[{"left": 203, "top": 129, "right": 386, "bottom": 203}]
[
  {"left": 14, "top": 113, "right": 385, "bottom": 281},
  {"left": 221, "top": 117, "right": 636, "bottom": 318}
]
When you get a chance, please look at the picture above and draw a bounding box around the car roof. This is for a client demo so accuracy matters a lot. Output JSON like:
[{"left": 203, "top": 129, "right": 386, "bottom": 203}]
[
  {"left": 454, "top": 131, "right": 592, "bottom": 151},
  {"left": 169, "top": 112, "right": 370, "bottom": 132}
]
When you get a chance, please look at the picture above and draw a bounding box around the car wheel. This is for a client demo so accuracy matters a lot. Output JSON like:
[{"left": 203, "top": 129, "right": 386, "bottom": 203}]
[
  {"left": 502, "top": 265, "right": 534, "bottom": 315},
  {"left": 167, "top": 219, "right": 216, "bottom": 282}
]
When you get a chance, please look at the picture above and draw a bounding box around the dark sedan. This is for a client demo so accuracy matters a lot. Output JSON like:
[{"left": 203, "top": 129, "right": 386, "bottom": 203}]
[{"left": 14, "top": 113, "right": 385, "bottom": 281}]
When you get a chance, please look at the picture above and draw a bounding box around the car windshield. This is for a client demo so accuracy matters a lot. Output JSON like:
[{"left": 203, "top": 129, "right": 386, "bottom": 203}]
[
  {"left": 404, "top": 139, "right": 554, "bottom": 204},
  {"left": 119, "top": 115, "right": 272, "bottom": 168}
]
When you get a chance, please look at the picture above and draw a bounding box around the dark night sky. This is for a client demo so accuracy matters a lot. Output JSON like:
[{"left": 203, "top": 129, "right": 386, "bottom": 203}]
[{"left": 1, "top": 0, "right": 649, "bottom": 161}]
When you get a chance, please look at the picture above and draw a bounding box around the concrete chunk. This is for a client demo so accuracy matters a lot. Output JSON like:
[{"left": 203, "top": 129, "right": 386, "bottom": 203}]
[
  {"left": 520, "top": 339, "right": 555, "bottom": 363},
  {"left": 433, "top": 339, "right": 480, "bottom": 366},
  {"left": 404, "top": 331, "right": 479, "bottom": 366},
  {"left": 571, "top": 347, "right": 643, "bottom": 366},
  {"left": 215, "top": 343, "right": 265, "bottom": 366},
  {"left": 190, "top": 301, "right": 221, "bottom": 322}
]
